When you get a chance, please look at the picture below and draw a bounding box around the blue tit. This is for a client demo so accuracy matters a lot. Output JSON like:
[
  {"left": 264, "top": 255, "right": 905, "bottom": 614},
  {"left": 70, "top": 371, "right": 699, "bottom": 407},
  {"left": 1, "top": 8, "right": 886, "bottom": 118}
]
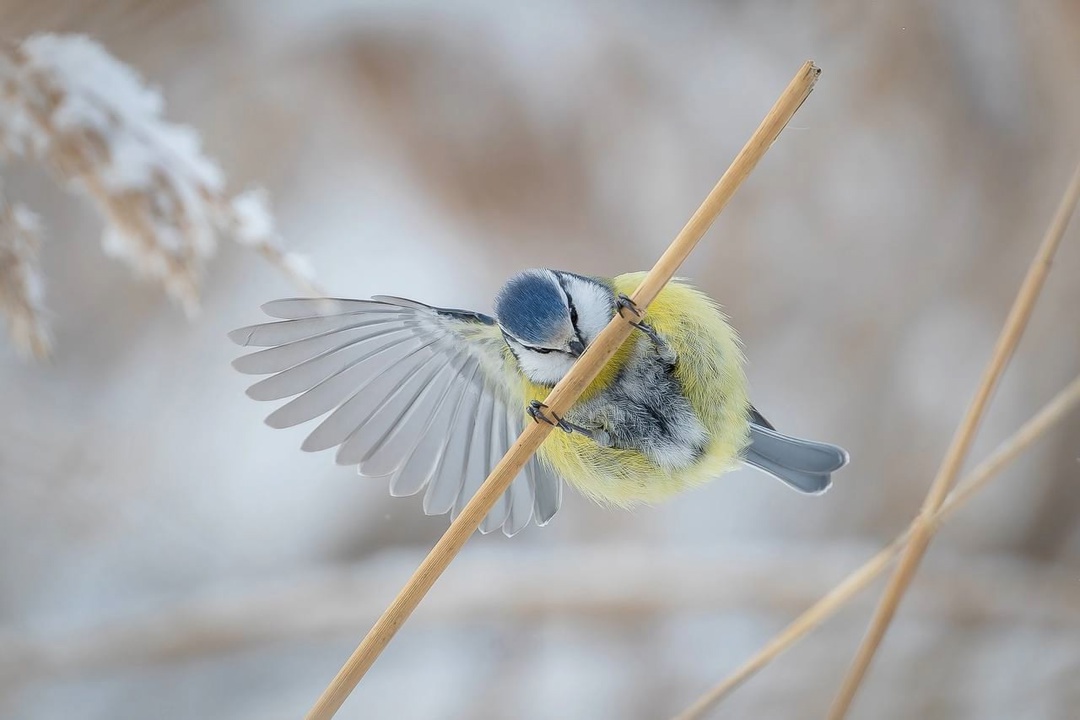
[{"left": 229, "top": 269, "right": 848, "bottom": 536}]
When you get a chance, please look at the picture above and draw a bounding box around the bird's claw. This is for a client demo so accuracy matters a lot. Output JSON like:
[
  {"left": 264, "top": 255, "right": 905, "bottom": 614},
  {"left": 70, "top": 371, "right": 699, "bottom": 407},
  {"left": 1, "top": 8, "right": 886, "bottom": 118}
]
[
  {"left": 616, "top": 294, "right": 677, "bottom": 366},
  {"left": 528, "top": 401, "right": 608, "bottom": 444},
  {"left": 616, "top": 294, "right": 644, "bottom": 321},
  {"left": 528, "top": 401, "right": 566, "bottom": 430}
]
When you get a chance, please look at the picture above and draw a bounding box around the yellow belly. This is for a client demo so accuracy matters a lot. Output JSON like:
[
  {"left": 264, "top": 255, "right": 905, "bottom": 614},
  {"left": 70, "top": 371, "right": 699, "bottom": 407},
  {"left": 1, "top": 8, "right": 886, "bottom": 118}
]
[{"left": 522, "top": 273, "right": 750, "bottom": 506}]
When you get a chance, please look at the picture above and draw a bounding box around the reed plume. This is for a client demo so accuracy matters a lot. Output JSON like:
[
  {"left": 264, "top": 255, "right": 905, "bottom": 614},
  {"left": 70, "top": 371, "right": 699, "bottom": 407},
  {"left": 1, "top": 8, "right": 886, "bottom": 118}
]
[{"left": 0, "top": 33, "right": 319, "bottom": 357}]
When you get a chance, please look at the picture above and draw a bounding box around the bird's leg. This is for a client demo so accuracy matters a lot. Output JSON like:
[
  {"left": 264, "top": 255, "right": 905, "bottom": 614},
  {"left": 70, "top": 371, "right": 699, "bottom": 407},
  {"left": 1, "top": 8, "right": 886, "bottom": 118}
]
[
  {"left": 616, "top": 294, "right": 677, "bottom": 365},
  {"left": 528, "top": 401, "right": 613, "bottom": 447}
]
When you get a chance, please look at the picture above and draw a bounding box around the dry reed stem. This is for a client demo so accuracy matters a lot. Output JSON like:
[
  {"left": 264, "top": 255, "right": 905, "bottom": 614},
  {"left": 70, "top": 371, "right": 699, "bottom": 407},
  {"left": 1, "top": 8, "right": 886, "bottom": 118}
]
[
  {"left": 303, "top": 61, "right": 822, "bottom": 720},
  {"left": 0, "top": 191, "right": 49, "bottom": 358},
  {"left": 826, "top": 160, "right": 1080, "bottom": 719},
  {"left": 672, "top": 373, "right": 1080, "bottom": 720},
  {"left": 253, "top": 241, "right": 324, "bottom": 297}
]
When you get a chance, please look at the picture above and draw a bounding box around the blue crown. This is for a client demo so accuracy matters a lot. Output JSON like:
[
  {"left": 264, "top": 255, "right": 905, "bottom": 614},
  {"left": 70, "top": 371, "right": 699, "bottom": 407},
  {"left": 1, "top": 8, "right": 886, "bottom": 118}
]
[{"left": 494, "top": 271, "right": 566, "bottom": 346}]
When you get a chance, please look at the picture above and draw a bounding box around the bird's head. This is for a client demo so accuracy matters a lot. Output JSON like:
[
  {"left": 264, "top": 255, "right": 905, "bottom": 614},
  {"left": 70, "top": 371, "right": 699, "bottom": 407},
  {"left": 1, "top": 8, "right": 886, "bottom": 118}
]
[{"left": 494, "top": 269, "right": 616, "bottom": 386}]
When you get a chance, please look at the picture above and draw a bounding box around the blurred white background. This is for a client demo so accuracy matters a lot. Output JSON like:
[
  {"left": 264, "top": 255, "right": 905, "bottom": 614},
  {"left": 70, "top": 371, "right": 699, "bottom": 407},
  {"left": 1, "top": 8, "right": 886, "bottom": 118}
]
[{"left": 1, "top": 1, "right": 1079, "bottom": 718}]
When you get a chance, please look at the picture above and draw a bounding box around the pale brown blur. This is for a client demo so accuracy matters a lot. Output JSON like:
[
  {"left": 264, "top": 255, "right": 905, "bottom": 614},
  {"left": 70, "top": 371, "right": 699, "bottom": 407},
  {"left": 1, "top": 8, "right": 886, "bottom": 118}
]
[{"left": 1, "top": 2, "right": 1079, "bottom": 719}]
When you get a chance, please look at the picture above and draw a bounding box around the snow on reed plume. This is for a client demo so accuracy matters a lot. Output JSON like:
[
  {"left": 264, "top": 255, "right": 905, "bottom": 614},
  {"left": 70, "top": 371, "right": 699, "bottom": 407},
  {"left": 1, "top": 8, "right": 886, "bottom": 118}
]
[{"left": 0, "top": 34, "right": 318, "bottom": 358}]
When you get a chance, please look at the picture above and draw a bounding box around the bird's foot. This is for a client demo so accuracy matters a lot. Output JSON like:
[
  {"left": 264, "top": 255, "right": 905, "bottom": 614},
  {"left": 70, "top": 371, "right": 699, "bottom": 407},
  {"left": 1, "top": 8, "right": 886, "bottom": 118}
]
[
  {"left": 528, "top": 401, "right": 611, "bottom": 445},
  {"left": 616, "top": 294, "right": 677, "bottom": 366},
  {"left": 616, "top": 294, "right": 645, "bottom": 321}
]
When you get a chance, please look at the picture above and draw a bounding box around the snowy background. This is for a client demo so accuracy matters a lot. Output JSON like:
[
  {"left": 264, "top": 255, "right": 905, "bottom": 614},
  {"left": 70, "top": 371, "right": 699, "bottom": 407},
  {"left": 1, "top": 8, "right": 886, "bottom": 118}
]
[{"left": 1, "top": 1, "right": 1079, "bottom": 719}]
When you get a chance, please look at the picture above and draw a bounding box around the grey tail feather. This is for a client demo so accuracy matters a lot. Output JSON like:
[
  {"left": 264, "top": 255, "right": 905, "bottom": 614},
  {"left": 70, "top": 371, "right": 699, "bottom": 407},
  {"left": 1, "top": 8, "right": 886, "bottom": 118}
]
[{"left": 743, "top": 420, "right": 849, "bottom": 496}]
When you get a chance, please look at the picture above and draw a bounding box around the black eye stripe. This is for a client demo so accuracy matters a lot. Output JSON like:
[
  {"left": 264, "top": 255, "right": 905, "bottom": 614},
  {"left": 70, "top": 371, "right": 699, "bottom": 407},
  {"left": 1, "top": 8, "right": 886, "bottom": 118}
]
[{"left": 503, "top": 331, "right": 558, "bottom": 355}]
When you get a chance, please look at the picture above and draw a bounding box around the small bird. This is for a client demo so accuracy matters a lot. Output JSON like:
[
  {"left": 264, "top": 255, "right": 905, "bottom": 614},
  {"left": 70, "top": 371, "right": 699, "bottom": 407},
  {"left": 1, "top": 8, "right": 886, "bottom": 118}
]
[{"left": 230, "top": 269, "right": 848, "bottom": 536}]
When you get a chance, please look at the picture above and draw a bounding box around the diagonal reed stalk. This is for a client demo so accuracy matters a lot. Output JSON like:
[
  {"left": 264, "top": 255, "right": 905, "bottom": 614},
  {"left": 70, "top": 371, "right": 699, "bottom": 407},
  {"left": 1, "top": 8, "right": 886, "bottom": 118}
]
[
  {"left": 303, "top": 61, "right": 822, "bottom": 720},
  {"left": 671, "top": 373, "right": 1080, "bottom": 720},
  {"left": 826, "top": 160, "right": 1080, "bottom": 719}
]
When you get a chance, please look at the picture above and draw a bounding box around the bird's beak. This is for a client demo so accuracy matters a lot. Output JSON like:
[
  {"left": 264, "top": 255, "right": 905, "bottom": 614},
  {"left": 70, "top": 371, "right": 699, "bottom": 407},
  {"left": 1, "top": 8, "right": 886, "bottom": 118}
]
[{"left": 568, "top": 338, "right": 586, "bottom": 357}]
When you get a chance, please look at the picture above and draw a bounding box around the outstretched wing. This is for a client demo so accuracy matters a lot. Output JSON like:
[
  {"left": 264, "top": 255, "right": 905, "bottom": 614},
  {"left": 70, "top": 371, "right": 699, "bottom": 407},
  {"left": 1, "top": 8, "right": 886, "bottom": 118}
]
[{"left": 229, "top": 296, "right": 562, "bottom": 536}]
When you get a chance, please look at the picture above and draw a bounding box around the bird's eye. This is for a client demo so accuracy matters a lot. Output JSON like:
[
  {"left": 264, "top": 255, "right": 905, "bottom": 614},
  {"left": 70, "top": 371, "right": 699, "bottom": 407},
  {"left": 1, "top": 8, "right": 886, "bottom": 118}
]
[
  {"left": 532, "top": 347, "right": 552, "bottom": 354},
  {"left": 569, "top": 306, "right": 578, "bottom": 326}
]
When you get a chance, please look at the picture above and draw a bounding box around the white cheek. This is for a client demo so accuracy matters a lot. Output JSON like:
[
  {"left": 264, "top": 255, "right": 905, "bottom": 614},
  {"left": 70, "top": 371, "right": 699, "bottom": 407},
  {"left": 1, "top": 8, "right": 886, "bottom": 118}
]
[
  {"left": 517, "top": 352, "right": 575, "bottom": 386},
  {"left": 562, "top": 277, "right": 614, "bottom": 343},
  {"left": 580, "top": 311, "right": 609, "bottom": 345},
  {"left": 578, "top": 297, "right": 613, "bottom": 343}
]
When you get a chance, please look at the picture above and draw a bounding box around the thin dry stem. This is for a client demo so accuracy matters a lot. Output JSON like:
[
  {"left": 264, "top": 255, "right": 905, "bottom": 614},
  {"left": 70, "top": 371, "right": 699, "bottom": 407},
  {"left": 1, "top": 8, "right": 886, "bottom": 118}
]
[
  {"left": 252, "top": 236, "right": 324, "bottom": 297},
  {"left": 0, "top": 190, "right": 49, "bottom": 358},
  {"left": 303, "top": 61, "right": 822, "bottom": 720},
  {"left": 672, "top": 373, "right": 1080, "bottom": 720},
  {"left": 827, "top": 160, "right": 1080, "bottom": 719}
]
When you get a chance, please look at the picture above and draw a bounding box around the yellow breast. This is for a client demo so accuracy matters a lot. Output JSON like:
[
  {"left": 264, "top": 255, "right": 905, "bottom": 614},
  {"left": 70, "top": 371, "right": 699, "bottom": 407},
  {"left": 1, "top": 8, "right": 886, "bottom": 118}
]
[{"left": 521, "top": 272, "right": 750, "bottom": 506}]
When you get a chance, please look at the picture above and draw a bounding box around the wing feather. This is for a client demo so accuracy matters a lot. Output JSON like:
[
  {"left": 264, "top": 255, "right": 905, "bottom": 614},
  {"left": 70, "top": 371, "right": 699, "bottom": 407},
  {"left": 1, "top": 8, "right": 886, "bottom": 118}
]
[
  {"left": 336, "top": 348, "right": 458, "bottom": 468},
  {"left": 232, "top": 318, "right": 411, "bottom": 375},
  {"left": 261, "top": 298, "right": 399, "bottom": 319},
  {"left": 385, "top": 353, "right": 471, "bottom": 495},
  {"left": 304, "top": 337, "right": 442, "bottom": 451},
  {"left": 423, "top": 363, "right": 482, "bottom": 516},
  {"left": 228, "top": 310, "right": 407, "bottom": 347},
  {"left": 478, "top": 400, "right": 512, "bottom": 533},
  {"left": 262, "top": 335, "right": 419, "bottom": 430},
  {"left": 530, "top": 452, "right": 562, "bottom": 526},
  {"left": 246, "top": 326, "right": 418, "bottom": 401},
  {"left": 454, "top": 384, "right": 496, "bottom": 524},
  {"left": 502, "top": 412, "right": 535, "bottom": 536}
]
